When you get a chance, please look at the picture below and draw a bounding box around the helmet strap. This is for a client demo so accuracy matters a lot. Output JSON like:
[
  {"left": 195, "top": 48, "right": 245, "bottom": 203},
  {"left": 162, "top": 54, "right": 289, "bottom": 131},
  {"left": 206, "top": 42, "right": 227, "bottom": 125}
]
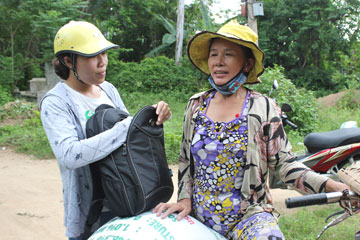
[
  {"left": 58, "top": 57, "right": 67, "bottom": 67},
  {"left": 71, "top": 54, "right": 86, "bottom": 84}
]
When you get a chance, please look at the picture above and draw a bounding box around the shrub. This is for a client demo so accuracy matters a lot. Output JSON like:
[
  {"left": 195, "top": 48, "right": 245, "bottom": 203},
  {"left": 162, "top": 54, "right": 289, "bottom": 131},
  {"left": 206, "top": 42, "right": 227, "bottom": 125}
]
[
  {"left": 0, "top": 108, "right": 53, "bottom": 159},
  {"left": 289, "top": 67, "right": 335, "bottom": 96},
  {"left": 0, "top": 86, "right": 14, "bottom": 107},
  {"left": 107, "top": 53, "right": 208, "bottom": 96},
  {"left": 0, "top": 53, "right": 28, "bottom": 91},
  {"left": 336, "top": 89, "right": 360, "bottom": 110},
  {"left": 0, "top": 100, "right": 35, "bottom": 121},
  {"left": 0, "top": 55, "right": 15, "bottom": 90},
  {"left": 249, "top": 65, "right": 319, "bottom": 135},
  {"left": 317, "top": 105, "right": 360, "bottom": 132}
]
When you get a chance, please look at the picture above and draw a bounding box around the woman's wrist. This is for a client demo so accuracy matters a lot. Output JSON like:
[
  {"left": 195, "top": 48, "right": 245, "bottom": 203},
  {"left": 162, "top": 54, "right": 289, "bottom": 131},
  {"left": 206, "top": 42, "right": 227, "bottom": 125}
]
[{"left": 325, "top": 179, "right": 349, "bottom": 192}]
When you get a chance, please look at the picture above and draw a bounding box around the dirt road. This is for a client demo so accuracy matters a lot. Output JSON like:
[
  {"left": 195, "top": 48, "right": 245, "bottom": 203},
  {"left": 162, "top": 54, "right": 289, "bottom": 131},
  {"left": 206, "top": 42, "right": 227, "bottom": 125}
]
[{"left": 0, "top": 147, "right": 301, "bottom": 240}]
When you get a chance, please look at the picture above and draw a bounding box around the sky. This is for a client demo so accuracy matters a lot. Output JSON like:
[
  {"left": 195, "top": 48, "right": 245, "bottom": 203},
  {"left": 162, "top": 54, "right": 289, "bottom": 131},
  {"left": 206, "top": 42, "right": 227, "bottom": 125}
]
[{"left": 184, "top": 0, "right": 242, "bottom": 23}]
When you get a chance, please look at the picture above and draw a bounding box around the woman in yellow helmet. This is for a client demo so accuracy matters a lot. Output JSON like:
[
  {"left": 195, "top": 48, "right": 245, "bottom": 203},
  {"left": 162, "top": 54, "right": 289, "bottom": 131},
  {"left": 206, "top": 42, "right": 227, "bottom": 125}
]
[
  {"left": 153, "top": 20, "right": 352, "bottom": 240},
  {"left": 40, "top": 21, "right": 171, "bottom": 240}
]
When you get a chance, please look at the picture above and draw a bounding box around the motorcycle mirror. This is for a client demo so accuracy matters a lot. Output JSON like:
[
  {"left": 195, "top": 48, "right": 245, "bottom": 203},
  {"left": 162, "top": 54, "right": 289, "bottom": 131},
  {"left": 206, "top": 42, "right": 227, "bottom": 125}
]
[
  {"left": 273, "top": 79, "right": 279, "bottom": 90},
  {"left": 281, "top": 103, "right": 293, "bottom": 112}
]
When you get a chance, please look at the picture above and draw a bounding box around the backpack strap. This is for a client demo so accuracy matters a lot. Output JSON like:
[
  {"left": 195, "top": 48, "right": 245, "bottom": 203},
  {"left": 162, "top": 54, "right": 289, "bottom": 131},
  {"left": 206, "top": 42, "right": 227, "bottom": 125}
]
[
  {"left": 83, "top": 199, "right": 104, "bottom": 239},
  {"left": 83, "top": 162, "right": 105, "bottom": 239}
]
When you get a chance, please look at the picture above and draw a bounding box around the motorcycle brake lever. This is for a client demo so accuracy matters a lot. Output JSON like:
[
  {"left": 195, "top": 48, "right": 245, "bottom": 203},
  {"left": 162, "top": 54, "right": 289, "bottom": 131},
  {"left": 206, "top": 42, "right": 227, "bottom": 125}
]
[
  {"left": 316, "top": 211, "right": 351, "bottom": 240},
  {"left": 325, "top": 209, "right": 346, "bottom": 223},
  {"left": 338, "top": 189, "right": 360, "bottom": 215},
  {"left": 316, "top": 190, "right": 360, "bottom": 239}
]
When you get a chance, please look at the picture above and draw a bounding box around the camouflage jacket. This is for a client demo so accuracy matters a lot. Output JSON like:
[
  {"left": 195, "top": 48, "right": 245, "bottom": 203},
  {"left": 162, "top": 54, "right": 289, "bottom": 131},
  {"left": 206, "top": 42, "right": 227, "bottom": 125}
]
[{"left": 177, "top": 89, "right": 328, "bottom": 219}]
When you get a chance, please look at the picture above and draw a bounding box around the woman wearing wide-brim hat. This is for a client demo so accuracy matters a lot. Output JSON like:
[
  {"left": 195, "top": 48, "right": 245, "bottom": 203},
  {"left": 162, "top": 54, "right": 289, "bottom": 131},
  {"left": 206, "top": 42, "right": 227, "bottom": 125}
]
[{"left": 154, "top": 20, "right": 352, "bottom": 239}]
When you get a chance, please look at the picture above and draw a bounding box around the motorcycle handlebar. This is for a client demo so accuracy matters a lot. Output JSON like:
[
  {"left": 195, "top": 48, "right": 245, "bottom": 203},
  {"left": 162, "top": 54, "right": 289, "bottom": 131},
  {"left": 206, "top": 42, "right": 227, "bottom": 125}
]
[
  {"left": 283, "top": 118, "right": 298, "bottom": 129},
  {"left": 285, "top": 191, "right": 359, "bottom": 208}
]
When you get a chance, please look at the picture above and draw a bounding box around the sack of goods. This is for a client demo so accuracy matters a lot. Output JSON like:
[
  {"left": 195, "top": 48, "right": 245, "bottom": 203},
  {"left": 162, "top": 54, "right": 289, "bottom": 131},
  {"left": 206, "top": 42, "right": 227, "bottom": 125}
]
[
  {"left": 85, "top": 104, "right": 174, "bottom": 220},
  {"left": 88, "top": 210, "right": 228, "bottom": 240}
]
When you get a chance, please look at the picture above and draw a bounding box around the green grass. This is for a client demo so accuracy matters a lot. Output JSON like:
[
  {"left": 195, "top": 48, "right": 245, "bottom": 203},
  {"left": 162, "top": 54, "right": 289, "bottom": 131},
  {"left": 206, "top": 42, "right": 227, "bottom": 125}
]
[
  {"left": 0, "top": 91, "right": 360, "bottom": 237},
  {"left": 279, "top": 204, "right": 360, "bottom": 240},
  {"left": 0, "top": 107, "right": 54, "bottom": 159},
  {"left": 0, "top": 90, "right": 359, "bottom": 163},
  {"left": 316, "top": 106, "right": 360, "bottom": 132}
]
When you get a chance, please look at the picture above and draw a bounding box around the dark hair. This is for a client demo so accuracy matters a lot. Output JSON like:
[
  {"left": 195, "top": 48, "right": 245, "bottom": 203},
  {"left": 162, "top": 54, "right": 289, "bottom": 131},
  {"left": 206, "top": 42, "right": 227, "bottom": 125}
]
[
  {"left": 241, "top": 46, "right": 255, "bottom": 76},
  {"left": 242, "top": 45, "right": 254, "bottom": 62},
  {"left": 53, "top": 53, "right": 74, "bottom": 80}
]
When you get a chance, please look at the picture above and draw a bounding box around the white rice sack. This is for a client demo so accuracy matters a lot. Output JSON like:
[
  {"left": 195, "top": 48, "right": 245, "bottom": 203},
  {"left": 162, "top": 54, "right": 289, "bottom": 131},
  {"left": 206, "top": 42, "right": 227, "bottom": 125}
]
[{"left": 89, "top": 210, "right": 227, "bottom": 240}]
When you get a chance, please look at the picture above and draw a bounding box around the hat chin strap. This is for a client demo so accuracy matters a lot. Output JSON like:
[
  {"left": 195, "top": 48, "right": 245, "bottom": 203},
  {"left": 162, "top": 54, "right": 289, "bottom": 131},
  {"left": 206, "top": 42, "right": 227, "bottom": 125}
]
[
  {"left": 208, "top": 69, "right": 247, "bottom": 95},
  {"left": 71, "top": 54, "right": 86, "bottom": 85}
]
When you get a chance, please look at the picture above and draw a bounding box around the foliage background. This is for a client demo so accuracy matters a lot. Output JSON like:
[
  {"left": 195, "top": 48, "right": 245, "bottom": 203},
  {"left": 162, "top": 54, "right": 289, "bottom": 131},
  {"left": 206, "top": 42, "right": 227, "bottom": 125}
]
[
  {"left": 0, "top": 0, "right": 360, "bottom": 160},
  {"left": 0, "top": 1, "right": 360, "bottom": 237},
  {"left": 0, "top": 0, "right": 359, "bottom": 168},
  {"left": 1, "top": 0, "right": 359, "bottom": 94},
  {"left": 258, "top": 0, "right": 360, "bottom": 95}
]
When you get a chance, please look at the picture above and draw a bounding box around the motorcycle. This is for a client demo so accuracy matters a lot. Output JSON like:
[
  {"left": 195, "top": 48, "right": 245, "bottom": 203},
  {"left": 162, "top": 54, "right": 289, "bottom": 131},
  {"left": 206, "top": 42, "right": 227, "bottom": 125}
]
[
  {"left": 285, "top": 163, "right": 360, "bottom": 239},
  {"left": 267, "top": 80, "right": 360, "bottom": 189}
]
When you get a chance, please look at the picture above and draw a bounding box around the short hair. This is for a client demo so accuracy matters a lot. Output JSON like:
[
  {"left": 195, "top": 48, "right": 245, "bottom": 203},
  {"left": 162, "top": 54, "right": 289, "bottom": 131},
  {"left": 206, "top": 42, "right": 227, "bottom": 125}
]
[{"left": 53, "top": 53, "right": 75, "bottom": 80}]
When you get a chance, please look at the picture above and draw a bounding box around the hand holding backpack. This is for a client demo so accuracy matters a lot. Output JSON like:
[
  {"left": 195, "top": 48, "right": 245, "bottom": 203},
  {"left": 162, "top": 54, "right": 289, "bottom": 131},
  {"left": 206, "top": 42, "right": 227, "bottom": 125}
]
[{"left": 84, "top": 104, "right": 174, "bottom": 237}]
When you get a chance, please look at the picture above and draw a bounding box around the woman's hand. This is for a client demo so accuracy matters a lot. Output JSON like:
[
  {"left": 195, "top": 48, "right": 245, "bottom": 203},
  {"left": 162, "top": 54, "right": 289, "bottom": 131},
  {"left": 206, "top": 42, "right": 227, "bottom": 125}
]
[
  {"left": 326, "top": 179, "right": 360, "bottom": 207},
  {"left": 153, "top": 101, "right": 171, "bottom": 125},
  {"left": 152, "top": 198, "right": 191, "bottom": 221}
]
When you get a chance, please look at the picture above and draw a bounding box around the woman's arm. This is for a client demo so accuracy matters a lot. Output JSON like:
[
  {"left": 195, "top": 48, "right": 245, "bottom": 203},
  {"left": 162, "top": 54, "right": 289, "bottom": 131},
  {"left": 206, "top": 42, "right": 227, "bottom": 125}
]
[
  {"left": 263, "top": 97, "right": 329, "bottom": 194},
  {"left": 40, "top": 95, "right": 131, "bottom": 169}
]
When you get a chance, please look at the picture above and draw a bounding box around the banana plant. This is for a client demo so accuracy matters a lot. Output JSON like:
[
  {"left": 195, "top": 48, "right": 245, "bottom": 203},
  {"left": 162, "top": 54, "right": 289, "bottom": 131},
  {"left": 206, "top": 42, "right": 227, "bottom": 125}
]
[
  {"left": 146, "top": 0, "right": 215, "bottom": 57},
  {"left": 199, "top": 0, "right": 216, "bottom": 31},
  {"left": 145, "top": 15, "right": 182, "bottom": 57}
]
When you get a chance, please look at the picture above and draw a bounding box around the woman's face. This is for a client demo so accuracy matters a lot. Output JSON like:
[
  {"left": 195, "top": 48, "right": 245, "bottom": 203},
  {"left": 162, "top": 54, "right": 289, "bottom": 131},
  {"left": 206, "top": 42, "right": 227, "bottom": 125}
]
[
  {"left": 208, "top": 38, "right": 247, "bottom": 85},
  {"left": 76, "top": 51, "right": 108, "bottom": 85}
]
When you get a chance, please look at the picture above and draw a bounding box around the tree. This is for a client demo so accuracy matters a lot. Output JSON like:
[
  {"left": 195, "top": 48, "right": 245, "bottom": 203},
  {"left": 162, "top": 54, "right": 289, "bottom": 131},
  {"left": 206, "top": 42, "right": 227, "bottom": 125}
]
[
  {"left": 0, "top": 0, "right": 88, "bottom": 90},
  {"left": 145, "top": 15, "right": 179, "bottom": 58},
  {"left": 258, "top": 0, "right": 360, "bottom": 92},
  {"left": 88, "top": 0, "right": 178, "bottom": 62},
  {"left": 175, "top": 0, "right": 185, "bottom": 65},
  {"left": 145, "top": 0, "right": 216, "bottom": 58}
]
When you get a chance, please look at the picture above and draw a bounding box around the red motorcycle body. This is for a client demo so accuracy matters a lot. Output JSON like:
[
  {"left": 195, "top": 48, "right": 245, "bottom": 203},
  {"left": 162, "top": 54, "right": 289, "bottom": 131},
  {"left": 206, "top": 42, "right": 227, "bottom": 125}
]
[
  {"left": 299, "top": 143, "right": 360, "bottom": 173},
  {"left": 270, "top": 128, "right": 360, "bottom": 189}
]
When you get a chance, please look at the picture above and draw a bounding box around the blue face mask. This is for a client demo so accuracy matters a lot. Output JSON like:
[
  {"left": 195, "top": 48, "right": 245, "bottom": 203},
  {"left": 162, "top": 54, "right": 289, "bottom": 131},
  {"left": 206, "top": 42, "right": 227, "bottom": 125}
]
[{"left": 208, "top": 72, "right": 247, "bottom": 95}]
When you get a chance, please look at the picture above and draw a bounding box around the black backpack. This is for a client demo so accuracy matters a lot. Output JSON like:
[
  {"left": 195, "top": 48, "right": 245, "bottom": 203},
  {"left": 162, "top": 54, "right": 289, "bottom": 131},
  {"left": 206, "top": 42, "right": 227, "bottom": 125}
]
[{"left": 84, "top": 104, "right": 174, "bottom": 236}]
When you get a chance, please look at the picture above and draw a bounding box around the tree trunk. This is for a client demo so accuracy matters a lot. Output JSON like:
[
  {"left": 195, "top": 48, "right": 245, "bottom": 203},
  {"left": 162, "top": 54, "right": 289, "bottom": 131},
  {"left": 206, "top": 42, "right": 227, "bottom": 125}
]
[
  {"left": 10, "top": 27, "right": 15, "bottom": 87},
  {"left": 175, "top": 0, "right": 185, "bottom": 66}
]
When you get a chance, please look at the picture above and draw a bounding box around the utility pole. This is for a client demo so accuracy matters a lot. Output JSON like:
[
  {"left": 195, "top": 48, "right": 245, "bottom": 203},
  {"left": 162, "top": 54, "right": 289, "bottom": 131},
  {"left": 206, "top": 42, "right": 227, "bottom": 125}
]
[
  {"left": 175, "top": 0, "right": 184, "bottom": 66},
  {"left": 246, "top": 0, "right": 258, "bottom": 35}
]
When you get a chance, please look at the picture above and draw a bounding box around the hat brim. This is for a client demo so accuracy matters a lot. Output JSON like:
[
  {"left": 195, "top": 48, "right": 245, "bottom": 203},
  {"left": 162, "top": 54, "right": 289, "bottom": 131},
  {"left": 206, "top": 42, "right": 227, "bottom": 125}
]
[{"left": 187, "top": 31, "right": 265, "bottom": 84}]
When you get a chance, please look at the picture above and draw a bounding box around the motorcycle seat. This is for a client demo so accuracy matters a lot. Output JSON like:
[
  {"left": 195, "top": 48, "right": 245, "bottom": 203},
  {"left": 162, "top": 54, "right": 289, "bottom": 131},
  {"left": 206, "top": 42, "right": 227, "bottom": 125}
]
[{"left": 304, "top": 128, "right": 360, "bottom": 153}]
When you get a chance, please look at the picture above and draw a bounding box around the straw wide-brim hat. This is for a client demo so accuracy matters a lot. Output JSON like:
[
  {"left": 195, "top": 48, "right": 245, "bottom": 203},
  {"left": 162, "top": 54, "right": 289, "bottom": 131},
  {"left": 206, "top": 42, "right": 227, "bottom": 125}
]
[{"left": 187, "top": 20, "right": 265, "bottom": 84}]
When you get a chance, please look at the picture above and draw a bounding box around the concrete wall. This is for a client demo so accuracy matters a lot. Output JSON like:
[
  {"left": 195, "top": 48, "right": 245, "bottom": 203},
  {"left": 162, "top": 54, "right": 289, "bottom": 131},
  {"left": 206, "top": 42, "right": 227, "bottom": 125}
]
[
  {"left": 36, "top": 62, "right": 62, "bottom": 103},
  {"left": 21, "top": 62, "right": 62, "bottom": 104}
]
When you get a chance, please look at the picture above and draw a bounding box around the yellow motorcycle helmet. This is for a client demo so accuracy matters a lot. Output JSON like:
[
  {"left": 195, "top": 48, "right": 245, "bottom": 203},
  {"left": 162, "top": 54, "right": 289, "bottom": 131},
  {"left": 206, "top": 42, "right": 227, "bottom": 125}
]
[{"left": 54, "top": 20, "right": 118, "bottom": 57}]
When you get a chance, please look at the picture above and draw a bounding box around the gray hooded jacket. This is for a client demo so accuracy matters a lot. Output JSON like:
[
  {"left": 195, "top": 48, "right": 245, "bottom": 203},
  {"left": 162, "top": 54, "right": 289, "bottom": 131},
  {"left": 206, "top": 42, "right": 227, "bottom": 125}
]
[{"left": 40, "top": 81, "right": 131, "bottom": 237}]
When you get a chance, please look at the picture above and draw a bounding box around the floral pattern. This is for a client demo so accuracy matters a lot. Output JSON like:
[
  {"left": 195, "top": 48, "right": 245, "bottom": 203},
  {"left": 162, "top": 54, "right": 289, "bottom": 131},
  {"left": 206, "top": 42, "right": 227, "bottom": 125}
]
[
  {"left": 177, "top": 88, "right": 329, "bottom": 239},
  {"left": 254, "top": 118, "right": 284, "bottom": 163},
  {"left": 190, "top": 90, "right": 249, "bottom": 235}
]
